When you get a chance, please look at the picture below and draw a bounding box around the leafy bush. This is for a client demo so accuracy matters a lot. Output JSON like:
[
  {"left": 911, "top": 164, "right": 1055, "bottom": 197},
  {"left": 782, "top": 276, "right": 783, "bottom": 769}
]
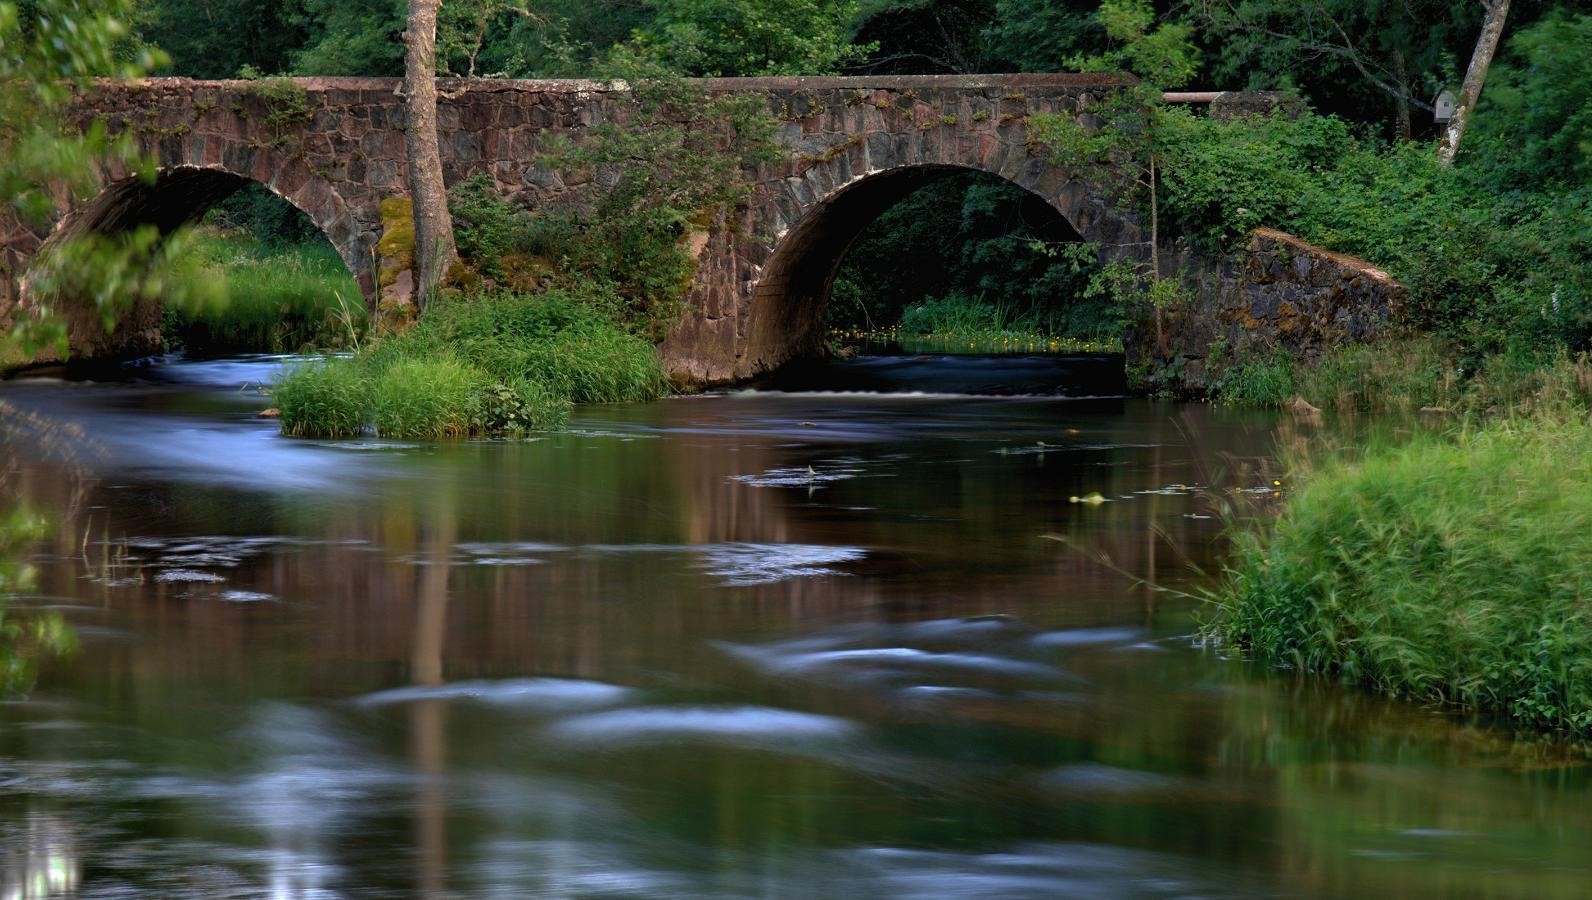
[
  {"left": 1206, "top": 410, "right": 1592, "bottom": 736},
  {"left": 449, "top": 174, "right": 526, "bottom": 275}
]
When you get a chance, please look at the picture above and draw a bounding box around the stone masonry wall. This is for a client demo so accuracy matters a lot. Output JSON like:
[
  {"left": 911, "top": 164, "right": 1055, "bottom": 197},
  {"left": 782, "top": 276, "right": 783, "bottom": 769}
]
[{"left": 1154, "top": 228, "right": 1407, "bottom": 391}]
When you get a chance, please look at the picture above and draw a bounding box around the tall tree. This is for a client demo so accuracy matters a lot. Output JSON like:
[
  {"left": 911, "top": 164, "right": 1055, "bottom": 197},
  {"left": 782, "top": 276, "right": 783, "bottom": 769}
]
[
  {"left": 1028, "top": 0, "right": 1199, "bottom": 357},
  {"left": 1194, "top": 0, "right": 1476, "bottom": 133},
  {"left": 1437, "top": 0, "right": 1512, "bottom": 164},
  {"left": 402, "top": 0, "right": 457, "bottom": 308}
]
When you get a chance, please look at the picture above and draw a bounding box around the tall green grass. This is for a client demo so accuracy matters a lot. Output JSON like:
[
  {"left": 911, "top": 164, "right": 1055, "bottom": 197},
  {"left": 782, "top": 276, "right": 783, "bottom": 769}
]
[
  {"left": 273, "top": 287, "right": 665, "bottom": 439},
  {"left": 168, "top": 232, "right": 365, "bottom": 353},
  {"left": 1205, "top": 409, "right": 1592, "bottom": 735},
  {"left": 1212, "top": 337, "right": 1592, "bottom": 414},
  {"left": 846, "top": 292, "right": 1123, "bottom": 354},
  {"left": 273, "top": 358, "right": 369, "bottom": 438}
]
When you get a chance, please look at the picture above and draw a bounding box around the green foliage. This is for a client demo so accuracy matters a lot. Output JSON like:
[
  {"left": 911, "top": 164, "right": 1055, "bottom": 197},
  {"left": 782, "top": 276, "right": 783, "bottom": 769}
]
[
  {"left": 135, "top": 0, "right": 306, "bottom": 78},
  {"left": 1206, "top": 409, "right": 1592, "bottom": 736},
  {"left": 828, "top": 172, "right": 1116, "bottom": 343},
  {"left": 853, "top": 0, "right": 1105, "bottom": 76},
  {"left": 1471, "top": 11, "right": 1592, "bottom": 187},
  {"left": 284, "top": 0, "right": 405, "bottom": 76},
  {"left": 437, "top": 0, "right": 532, "bottom": 76},
  {"left": 273, "top": 288, "right": 662, "bottom": 439},
  {"left": 448, "top": 174, "right": 527, "bottom": 276},
  {"left": 166, "top": 232, "right": 365, "bottom": 353},
  {"left": 1, "top": 1, "right": 158, "bottom": 223},
  {"left": 1152, "top": 109, "right": 1355, "bottom": 252},
  {"left": 1035, "top": 98, "right": 1592, "bottom": 362},
  {"left": 372, "top": 355, "right": 490, "bottom": 439},
  {"left": 619, "top": 0, "right": 872, "bottom": 76},
  {"left": 20, "top": 225, "right": 226, "bottom": 357},
  {"left": 0, "top": 0, "right": 249, "bottom": 362},
  {"left": 1209, "top": 351, "right": 1297, "bottom": 407},
  {"left": 274, "top": 357, "right": 370, "bottom": 437},
  {"left": 1076, "top": 0, "right": 1196, "bottom": 89},
  {"left": 448, "top": 0, "right": 655, "bottom": 78},
  {"left": 205, "top": 181, "right": 323, "bottom": 248},
  {"left": 982, "top": 0, "right": 1102, "bottom": 73}
]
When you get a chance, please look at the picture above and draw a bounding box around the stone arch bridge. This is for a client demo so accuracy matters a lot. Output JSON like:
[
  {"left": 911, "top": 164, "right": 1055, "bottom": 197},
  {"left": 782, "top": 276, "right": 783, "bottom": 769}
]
[{"left": 0, "top": 74, "right": 1398, "bottom": 385}]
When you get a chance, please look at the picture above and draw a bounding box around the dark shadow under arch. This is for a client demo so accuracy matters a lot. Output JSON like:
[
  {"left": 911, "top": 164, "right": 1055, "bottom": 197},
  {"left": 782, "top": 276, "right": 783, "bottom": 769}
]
[{"left": 744, "top": 164, "right": 1087, "bottom": 370}]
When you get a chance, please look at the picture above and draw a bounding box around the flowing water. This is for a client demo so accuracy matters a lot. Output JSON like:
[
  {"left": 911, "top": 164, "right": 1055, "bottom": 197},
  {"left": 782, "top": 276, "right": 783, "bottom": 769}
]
[{"left": 0, "top": 353, "right": 1587, "bottom": 898}]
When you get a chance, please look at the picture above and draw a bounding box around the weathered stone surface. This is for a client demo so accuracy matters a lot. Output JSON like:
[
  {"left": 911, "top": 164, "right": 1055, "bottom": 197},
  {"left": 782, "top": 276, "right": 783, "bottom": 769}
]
[
  {"left": 1138, "top": 228, "right": 1407, "bottom": 393},
  {"left": 1, "top": 74, "right": 1398, "bottom": 385}
]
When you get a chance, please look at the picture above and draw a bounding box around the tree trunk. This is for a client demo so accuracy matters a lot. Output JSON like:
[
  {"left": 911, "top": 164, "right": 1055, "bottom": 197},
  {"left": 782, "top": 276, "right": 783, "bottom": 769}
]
[
  {"left": 404, "top": 0, "right": 457, "bottom": 309},
  {"left": 1394, "top": 51, "right": 1412, "bottom": 142},
  {"left": 1438, "top": 0, "right": 1511, "bottom": 165},
  {"left": 1149, "top": 153, "right": 1165, "bottom": 359}
]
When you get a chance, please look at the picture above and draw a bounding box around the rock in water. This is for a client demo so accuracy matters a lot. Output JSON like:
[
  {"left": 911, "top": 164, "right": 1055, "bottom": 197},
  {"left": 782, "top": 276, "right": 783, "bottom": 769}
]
[{"left": 1290, "top": 395, "right": 1323, "bottom": 425}]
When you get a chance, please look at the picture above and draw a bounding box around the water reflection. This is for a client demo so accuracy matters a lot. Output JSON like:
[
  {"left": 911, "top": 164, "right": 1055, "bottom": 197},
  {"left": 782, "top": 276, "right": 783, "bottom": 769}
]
[{"left": 0, "top": 357, "right": 1587, "bottom": 897}]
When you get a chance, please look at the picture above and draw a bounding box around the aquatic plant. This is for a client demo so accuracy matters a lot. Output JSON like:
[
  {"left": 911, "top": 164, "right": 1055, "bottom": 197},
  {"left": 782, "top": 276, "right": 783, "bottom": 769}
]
[
  {"left": 371, "top": 355, "right": 488, "bottom": 439},
  {"left": 1205, "top": 409, "right": 1592, "bottom": 736},
  {"left": 272, "top": 358, "right": 369, "bottom": 437},
  {"left": 273, "top": 287, "right": 653, "bottom": 438}
]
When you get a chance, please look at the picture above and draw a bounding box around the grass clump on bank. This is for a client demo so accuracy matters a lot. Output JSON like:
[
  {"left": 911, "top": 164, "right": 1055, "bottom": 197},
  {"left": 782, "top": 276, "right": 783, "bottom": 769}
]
[
  {"left": 1209, "top": 336, "right": 1592, "bottom": 415},
  {"left": 834, "top": 292, "right": 1124, "bottom": 356},
  {"left": 273, "top": 288, "right": 666, "bottom": 439},
  {"left": 166, "top": 231, "right": 365, "bottom": 353},
  {"left": 1205, "top": 410, "right": 1592, "bottom": 736}
]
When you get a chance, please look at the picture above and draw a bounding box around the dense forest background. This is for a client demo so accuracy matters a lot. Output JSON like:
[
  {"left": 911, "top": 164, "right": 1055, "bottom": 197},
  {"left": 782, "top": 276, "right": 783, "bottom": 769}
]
[{"left": 123, "top": 0, "right": 1592, "bottom": 369}]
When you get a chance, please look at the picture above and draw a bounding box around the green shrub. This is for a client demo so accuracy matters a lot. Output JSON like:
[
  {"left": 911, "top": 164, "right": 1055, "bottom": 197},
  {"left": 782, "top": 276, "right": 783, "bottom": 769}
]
[
  {"left": 273, "top": 358, "right": 369, "bottom": 437},
  {"left": 371, "top": 356, "right": 489, "bottom": 439},
  {"left": 480, "top": 377, "right": 572, "bottom": 432},
  {"left": 1211, "top": 351, "right": 1296, "bottom": 408},
  {"left": 1206, "top": 411, "right": 1592, "bottom": 736},
  {"left": 449, "top": 174, "right": 527, "bottom": 275}
]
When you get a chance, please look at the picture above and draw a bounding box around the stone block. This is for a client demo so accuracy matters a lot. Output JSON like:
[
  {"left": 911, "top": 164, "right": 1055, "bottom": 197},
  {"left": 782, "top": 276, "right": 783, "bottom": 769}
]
[{"left": 451, "top": 132, "right": 481, "bottom": 162}]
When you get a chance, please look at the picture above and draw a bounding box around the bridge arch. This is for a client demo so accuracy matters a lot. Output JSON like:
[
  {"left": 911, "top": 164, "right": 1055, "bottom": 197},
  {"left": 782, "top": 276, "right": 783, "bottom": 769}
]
[
  {"left": 20, "top": 142, "right": 377, "bottom": 359},
  {"left": 735, "top": 144, "right": 1145, "bottom": 375}
]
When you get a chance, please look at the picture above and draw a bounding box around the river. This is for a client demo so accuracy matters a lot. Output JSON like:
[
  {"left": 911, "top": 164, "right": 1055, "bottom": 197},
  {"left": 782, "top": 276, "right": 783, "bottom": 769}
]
[{"left": 0, "top": 353, "right": 1587, "bottom": 898}]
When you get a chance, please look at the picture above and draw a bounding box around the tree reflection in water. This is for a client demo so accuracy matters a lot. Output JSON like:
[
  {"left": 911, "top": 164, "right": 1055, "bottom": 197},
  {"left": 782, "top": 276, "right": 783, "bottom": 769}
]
[{"left": 0, "top": 403, "right": 81, "bottom": 697}]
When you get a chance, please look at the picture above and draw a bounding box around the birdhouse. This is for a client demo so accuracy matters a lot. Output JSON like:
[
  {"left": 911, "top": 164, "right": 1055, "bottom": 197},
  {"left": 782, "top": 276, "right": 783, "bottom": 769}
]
[{"left": 1434, "top": 89, "right": 1458, "bottom": 123}]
